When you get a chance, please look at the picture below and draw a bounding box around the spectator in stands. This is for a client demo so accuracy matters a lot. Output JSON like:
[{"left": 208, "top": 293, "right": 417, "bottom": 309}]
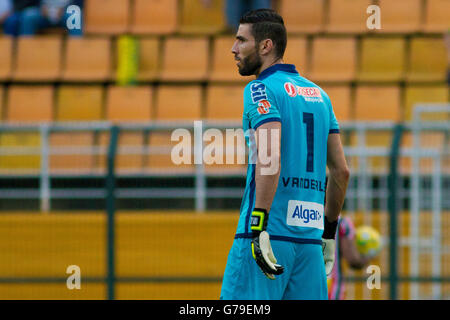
[
  {"left": 201, "top": 0, "right": 272, "bottom": 32},
  {"left": 18, "top": 0, "right": 83, "bottom": 36},
  {"left": 0, "top": 0, "right": 12, "bottom": 26},
  {"left": 2, "top": 0, "right": 39, "bottom": 36}
]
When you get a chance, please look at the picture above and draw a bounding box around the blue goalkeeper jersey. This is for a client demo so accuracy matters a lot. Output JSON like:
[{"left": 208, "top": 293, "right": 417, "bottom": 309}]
[{"left": 235, "top": 64, "right": 340, "bottom": 244}]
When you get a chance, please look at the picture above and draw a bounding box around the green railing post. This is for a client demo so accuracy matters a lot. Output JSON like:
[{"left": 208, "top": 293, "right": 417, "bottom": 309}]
[
  {"left": 388, "top": 123, "right": 404, "bottom": 300},
  {"left": 106, "top": 125, "right": 119, "bottom": 300}
]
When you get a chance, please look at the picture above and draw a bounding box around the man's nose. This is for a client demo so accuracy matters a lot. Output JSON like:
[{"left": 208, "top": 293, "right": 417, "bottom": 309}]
[{"left": 231, "top": 41, "right": 238, "bottom": 55}]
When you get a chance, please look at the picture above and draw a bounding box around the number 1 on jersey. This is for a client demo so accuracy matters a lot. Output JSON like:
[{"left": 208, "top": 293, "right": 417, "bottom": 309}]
[{"left": 303, "top": 112, "right": 314, "bottom": 172}]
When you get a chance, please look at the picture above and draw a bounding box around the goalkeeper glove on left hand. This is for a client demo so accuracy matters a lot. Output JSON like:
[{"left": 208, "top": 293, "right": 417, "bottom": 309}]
[
  {"left": 250, "top": 208, "right": 284, "bottom": 280},
  {"left": 322, "top": 216, "right": 339, "bottom": 276}
]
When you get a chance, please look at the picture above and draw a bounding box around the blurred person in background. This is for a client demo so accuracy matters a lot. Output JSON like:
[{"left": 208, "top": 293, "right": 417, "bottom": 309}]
[
  {"left": 2, "top": 0, "right": 39, "bottom": 36},
  {"left": 327, "top": 215, "right": 379, "bottom": 300},
  {"left": 201, "top": 0, "right": 272, "bottom": 32},
  {"left": 18, "top": 0, "right": 83, "bottom": 36},
  {"left": 0, "top": 0, "right": 12, "bottom": 27}
]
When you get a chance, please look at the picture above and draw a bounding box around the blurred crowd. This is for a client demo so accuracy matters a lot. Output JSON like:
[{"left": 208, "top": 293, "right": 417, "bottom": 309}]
[{"left": 0, "top": 0, "right": 83, "bottom": 36}]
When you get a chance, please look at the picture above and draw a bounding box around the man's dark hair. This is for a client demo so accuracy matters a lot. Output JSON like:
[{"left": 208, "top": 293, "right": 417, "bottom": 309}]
[{"left": 239, "top": 9, "right": 287, "bottom": 60}]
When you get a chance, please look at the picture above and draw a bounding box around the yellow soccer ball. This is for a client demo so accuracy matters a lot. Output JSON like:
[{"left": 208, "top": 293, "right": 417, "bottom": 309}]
[{"left": 355, "top": 225, "right": 381, "bottom": 257}]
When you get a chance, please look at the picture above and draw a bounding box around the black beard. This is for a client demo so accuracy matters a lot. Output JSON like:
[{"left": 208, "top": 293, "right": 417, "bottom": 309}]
[{"left": 238, "top": 50, "right": 262, "bottom": 76}]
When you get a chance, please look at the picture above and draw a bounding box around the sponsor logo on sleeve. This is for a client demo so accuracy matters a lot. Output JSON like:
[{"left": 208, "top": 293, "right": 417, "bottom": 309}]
[
  {"left": 286, "top": 200, "right": 324, "bottom": 230},
  {"left": 250, "top": 82, "right": 268, "bottom": 103},
  {"left": 257, "top": 100, "right": 271, "bottom": 114}
]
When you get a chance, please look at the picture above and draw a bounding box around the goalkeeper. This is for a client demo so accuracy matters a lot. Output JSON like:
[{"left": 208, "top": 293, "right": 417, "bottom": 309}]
[{"left": 220, "top": 9, "right": 350, "bottom": 300}]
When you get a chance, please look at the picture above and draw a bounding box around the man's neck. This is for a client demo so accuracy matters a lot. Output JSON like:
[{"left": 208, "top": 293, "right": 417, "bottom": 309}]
[{"left": 255, "top": 58, "right": 284, "bottom": 78}]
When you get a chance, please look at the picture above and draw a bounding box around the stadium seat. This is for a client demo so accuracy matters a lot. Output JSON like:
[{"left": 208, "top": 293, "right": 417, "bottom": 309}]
[
  {"left": 319, "top": 85, "right": 352, "bottom": 122},
  {"left": 358, "top": 37, "right": 406, "bottom": 82},
  {"left": 424, "top": 0, "right": 450, "bottom": 32},
  {"left": 131, "top": 0, "right": 177, "bottom": 35},
  {"left": 100, "top": 86, "right": 153, "bottom": 172},
  {"left": 6, "top": 86, "right": 54, "bottom": 122},
  {"left": 309, "top": 37, "right": 356, "bottom": 82},
  {"left": 160, "top": 37, "right": 209, "bottom": 81},
  {"left": 0, "top": 86, "right": 4, "bottom": 120},
  {"left": 283, "top": 36, "right": 308, "bottom": 77},
  {"left": 0, "top": 133, "right": 41, "bottom": 172},
  {"left": 62, "top": 37, "right": 112, "bottom": 81},
  {"left": 179, "top": 0, "right": 225, "bottom": 34},
  {"left": 404, "top": 85, "right": 449, "bottom": 121},
  {"left": 13, "top": 36, "right": 62, "bottom": 81},
  {"left": 278, "top": 0, "right": 324, "bottom": 33},
  {"left": 137, "top": 37, "right": 160, "bottom": 81},
  {"left": 326, "top": 0, "right": 372, "bottom": 33},
  {"left": 407, "top": 37, "right": 448, "bottom": 82},
  {"left": 209, "top": 36, "right": 253, "bottom": 82},
  {"left": 84, "top": 0, "right": 130, "bottom": 34},
  {"left": 49, "top": 132, "right": 96, "bottom": 174},
  {"left": 355, "top": 86, "right": 401, "bottom": 121},
  {"left": 377, "top": 0, "right": 421, "bottom": 33},
  {"left": 56, "top": 86, "right": 104, "bottom": 121},
  {"left": 155, "top": 86, "right": 202, "bottom": 120},
  {"left": 0, "top": 37, "right": 13, "bottom": 80},
  {"left": 205, "top": 85, "right": 243, "bottom": 120}
]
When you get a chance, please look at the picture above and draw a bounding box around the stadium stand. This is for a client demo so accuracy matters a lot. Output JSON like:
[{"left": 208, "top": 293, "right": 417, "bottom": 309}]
[
  {"left": 283, "top": 36, "right": 308, "bottom": 77},
  {"left": 377, "top": 0, "right": 422, "bottom": 33},
  {"left": 0, "top": 37, "right": 12, "bottom": 81},
  {"left": 319, "top": 84, "right": 352, "bottom": 122},
  {"left": 278, "top": 0, "right": 324, "bottom": 33},
  {"left": 0, "top": 86, "right": 3, "bottom": 120},
  {"left": 131, "top": 0, "right": 178, "bottom": 35},
  {"left": 358, "top": 37, "right": 406, "bottom": 82},
  {"left": 137, "top": 37, "right": 160, "bottom": 81},
  {"left": 355, "top": 85, "right": 401, "bottom": 121},
  {"left": 62, "top": 37, "right": 112, "bottom": 82},
  {"left": 404, "top": 85, "right": 449, "bottom": 121},
  {"left": 13, "top": 36, "right": 62, "bottom": 82},
  {"left": 309, "top": 37, "right": 356, "bottom": 82},
  {"left": 424, "top": 0, "right": 450, "bottom": 33},
  {"left": 326, "top": 0, "right": 372, "bottom": 33},
  {"left": 84, "top": 0, "right": 130, "bottom": 35},
  {"left": 205, "top": 85, "right": 243, "bottom": 120},
  {"left": 407, "top": 37, "right": 448, "bottom": 82},
  {"left": 179, "top": 0, "right": 225, "bottom": 34},
  {"left": 160, "top": 37, "right": 209, "bottom": 81},
  {"left": 56, "top": 86, "right": 104, "bottom": 121}
]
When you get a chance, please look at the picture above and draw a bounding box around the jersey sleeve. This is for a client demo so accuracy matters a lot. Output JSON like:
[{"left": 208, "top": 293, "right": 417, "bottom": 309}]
[
  {"left": 243, "top": 81, "right": 281, "bottom": 130},
  {"left": 321, "top": 89, "right": 340, "bottom": 134},
  {"left": 338, "top": 216, "right": 356, "bottom": 240}
]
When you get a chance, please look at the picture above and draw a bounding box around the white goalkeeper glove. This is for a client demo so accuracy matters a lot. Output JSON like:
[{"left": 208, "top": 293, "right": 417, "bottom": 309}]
[
  {"left": 322, "top": 216, "right": 339, "bottom": 276},
  {"left": 250, "top": 208, "right": 284, "bottom": 280}
]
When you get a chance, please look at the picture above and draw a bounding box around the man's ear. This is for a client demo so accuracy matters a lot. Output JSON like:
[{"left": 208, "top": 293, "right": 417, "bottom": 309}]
[{"left": 259, "top": 39, "right": 274, "bottom": 56}]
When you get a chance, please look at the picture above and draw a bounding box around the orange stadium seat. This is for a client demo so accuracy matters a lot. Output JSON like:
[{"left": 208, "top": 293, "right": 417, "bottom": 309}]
[
  {"left": 319, "top": 85, "right": 352, "bottom": 122},
  {"left": 131, "top": 0, "right": 177, "bottom": 35},
  {"left": 209, "top": 36, "right": 253, "bottom": 82},
  {"left": 6, "top": 86, "right": 54, "bottom": 122},
  {"left": 279, "top": 0, "right": 325, "bottom": 33},
  {"left": 137, "top": 37, "right": 160, "bottom": 81},
  {"left": 358, "top": 37, "right": 406, "bottom": 82},
  {"left": 0, "top": 132, "right": 41, "bottom": 172},
  {"left": 309, "top": 37, "right": 356, "bottom": 82},
  {"left": 205, "top": 85, "right": 243, "bottom": 120},
  {"left": 377, "top": 0, "right": 421, "bottom": 33},
  {"left": 326, "top": 0, "right": 372, "bottom": 33},
  {"left": 13, "top": 36, "right": 62, "bottom": 81},
  {"left": 404, "top": 85, "right": 449, "bottom": 121},
  {"left": 0, "top": 37, "right": 13, "bottom": 80},
  {"left": 283, "top": 36, "right": 308, "bottom": 76},
  {"left": 84, "top": 0, "right": 130, "bottom": 34},
  {"left": 160, "top": 37, "right": 209, "bottom": 81},
  {"left": 179, "top": 0, "right": 225, "bottom": 34},
  {"left": 355, "top": 85, "right": 401, "bottom": 121},
  {"left": 407, "top": 37, "right": 448, "bottom": 82},
  {"left": 62, "top": 37, "right": 112, "bottom": 81},
  {"left": 155, "top": 86, "right": 202, "bottom": 120},
  {"left": 424, "top": 0, "right": 450, "bottom": 32},
  {"left": 56, "top": 86, "right": 104, "bottom": 121}
]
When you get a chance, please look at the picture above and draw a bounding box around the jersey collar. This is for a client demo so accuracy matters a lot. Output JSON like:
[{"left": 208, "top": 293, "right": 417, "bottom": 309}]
[{"left": 257, "top": 63, "right": 298, "bottom": 80}]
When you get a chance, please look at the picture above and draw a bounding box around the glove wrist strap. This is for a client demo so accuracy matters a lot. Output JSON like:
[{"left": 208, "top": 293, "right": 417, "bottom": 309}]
[
  {"left": 251, "top": 208, "right": 268, "bottom": 236},
  {"left": 323, "top": 216, "right": 338, "bottom": 239}
]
